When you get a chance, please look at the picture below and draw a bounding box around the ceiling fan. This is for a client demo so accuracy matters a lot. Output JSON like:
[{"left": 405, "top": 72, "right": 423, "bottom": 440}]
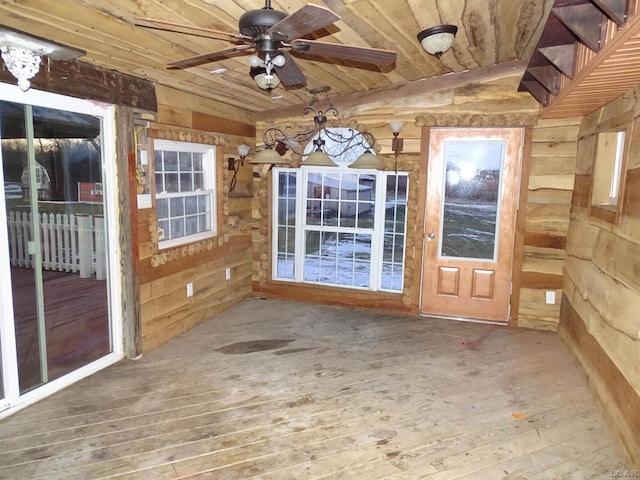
[{"left": 135, "top": 1, "right": 397, "bottom": 88}]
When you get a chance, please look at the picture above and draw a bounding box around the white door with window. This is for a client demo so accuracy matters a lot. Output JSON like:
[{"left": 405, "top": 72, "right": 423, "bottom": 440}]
[{"left": 0, "top": 84, "right": 123, "bottom": 416}]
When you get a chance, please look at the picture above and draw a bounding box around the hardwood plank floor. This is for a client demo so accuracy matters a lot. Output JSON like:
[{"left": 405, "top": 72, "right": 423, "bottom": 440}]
[{"left": 0, "top": 298, "right": 632, "bottom": 479}]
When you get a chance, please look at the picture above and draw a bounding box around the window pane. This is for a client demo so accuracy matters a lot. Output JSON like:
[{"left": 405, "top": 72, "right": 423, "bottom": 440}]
[
  {"left": 185, "top": 216, "right": 198, "bottom": 235},
  {"left": 357, "top": 204, "right": 375, "bottom": 228},
  {"left": 158, "top": 219, "right": 169, "bottom": 240},
  {"left": 164, "top": 151, "right": 178, "bottom": 171},
  {"left": 179, "top": 152, "right": 192, "bottom": 171},
  {"left": 440, "top": 141, "right": 502, "bottom": 260},
  {"left": 307, "top": 199, "right": 322, "bottom": 226},
  {"left": 185, "top": 195, "right": 198, "bottom": 215},
  {"left": 180, "top": 173, "right": 192, "bottom": 192},
  {"left": 165, "top": 173, "right": 179, "bottom": 193},
  {"left": 155, "top": 173, "right": 164, "bottom": 193},
  {"left": 198, "top": 213, "right": 208, "bottom": 230},
  {"left": 381, "top": 173, "right": 408, "bottom": 292},
  {"left": 170, "top": 218, "right": 184, "bottom": 239},
  {"left": 170, "top": 197, "right": 184, "bottom": 217},
  {"left": 193, "top": 154, "right": 203, "bottom": 171},
  {"left": 157, "top": 198, "right": 169, "bottom": 219}
]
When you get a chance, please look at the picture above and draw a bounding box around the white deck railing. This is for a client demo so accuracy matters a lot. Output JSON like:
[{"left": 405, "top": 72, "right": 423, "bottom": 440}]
[{"left": 7, "top": 211, "right": 105, "bottom": 280}]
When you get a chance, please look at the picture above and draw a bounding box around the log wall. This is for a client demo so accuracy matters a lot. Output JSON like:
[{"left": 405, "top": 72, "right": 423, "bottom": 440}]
[
  {"left": 515, "top": 118, "right": 581, "bottom": 330},
  {"left": 251, "top": 71, "right": 576, "bottom": 329},
  {"left": 559, "top": 83, "right": 640, "bottom": 464},
  {"left": 137, "top": 86, "right": 257, "bottom": 352}
]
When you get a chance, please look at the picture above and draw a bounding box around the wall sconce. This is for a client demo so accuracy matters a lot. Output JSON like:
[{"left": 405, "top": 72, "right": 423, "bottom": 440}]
[
  {"left": 228, "top": 144, "right": 250, "bottom": 192},
  {"left": 417, "top": 25, "right": 458, "bottom": 58},
  {"left": 389, "top": 121, "right": 404, "bottom": 172}
]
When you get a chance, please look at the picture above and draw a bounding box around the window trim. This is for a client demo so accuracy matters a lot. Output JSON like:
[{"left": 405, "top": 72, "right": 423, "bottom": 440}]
[
  {"left": 589, "top": 123, "right": 632, "bottom": 225},
  {"left": 152, "top": 139, "right": 217, "bottom": 249}
]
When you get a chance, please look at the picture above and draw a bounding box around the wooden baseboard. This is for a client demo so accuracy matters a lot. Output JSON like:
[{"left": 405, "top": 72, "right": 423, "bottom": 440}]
[
  {"left": 558, "top": 295, "right": 640, "bottom": 467},
  {"left": 252, "top": 281, "right": 411, "bottom": 316}
]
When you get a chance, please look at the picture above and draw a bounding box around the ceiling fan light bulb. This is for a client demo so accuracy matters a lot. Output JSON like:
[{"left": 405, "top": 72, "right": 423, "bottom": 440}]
[
  {"left": 271, "top": 54, "right": 286, "bottom": 67},
  {"left": 249, "top": 55, "right": 264, "bottom": 67},
  {"left": 417, "top": 25, "right": 457, "bottom": 57}
]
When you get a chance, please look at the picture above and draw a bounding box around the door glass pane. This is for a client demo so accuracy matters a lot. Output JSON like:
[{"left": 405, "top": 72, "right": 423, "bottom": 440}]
[
  {"left": 440, "top": 140, "right": 504, "bottom": 260},
  {"left": 2, "top": 100, "right": 111, "bottom": 393}
]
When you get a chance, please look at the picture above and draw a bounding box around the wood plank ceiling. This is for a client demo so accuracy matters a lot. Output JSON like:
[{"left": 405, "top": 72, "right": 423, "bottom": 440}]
[{"left": 0, "top": 0, "right": 555, "bottom": 115}]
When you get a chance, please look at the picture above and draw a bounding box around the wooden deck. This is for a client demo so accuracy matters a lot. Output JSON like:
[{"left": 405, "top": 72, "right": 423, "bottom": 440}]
[
  {"left": 0, "top": 298, "right": 631, "bottom": 479},
  {"left": 10, "top": 267, "right": 110, "bottom": 391}
]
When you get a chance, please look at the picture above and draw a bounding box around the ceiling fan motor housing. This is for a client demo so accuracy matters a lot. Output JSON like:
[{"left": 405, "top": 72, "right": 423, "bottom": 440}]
[{"left": 239, "top": 7, "right": 287, "bottom": 38}]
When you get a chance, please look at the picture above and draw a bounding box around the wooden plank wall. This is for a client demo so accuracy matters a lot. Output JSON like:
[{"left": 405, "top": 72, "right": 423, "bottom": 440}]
[
  {"left": 559, "top": 83, "right": 640, "bottom": 465},
  {"left": 137, "top": 86, "right": 257, "bottom": 352},
  {"left": 516, "top": 118, "right": 581, "bottom": 330}
]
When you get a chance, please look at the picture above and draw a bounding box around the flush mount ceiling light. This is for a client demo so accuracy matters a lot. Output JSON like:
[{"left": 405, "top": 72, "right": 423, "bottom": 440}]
[
  {"left": 0, "top": 25, "right": 85, "bottom": 91},
  {"left": 417, "top": 24, "right": 458, "bottom": 58}
]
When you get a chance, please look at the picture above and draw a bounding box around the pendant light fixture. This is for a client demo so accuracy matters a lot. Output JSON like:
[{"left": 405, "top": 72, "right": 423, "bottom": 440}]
[{"left": 251, "top": 88, "right": 379, "bottom": 168}]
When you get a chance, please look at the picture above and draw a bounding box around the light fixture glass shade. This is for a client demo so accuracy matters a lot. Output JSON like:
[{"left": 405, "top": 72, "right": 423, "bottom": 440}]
[
  {"left": 348, "top": 151, "right": 382, "bottom": 169},
  {"left": 417, "top": 25, "right": 458, "bottom": 57},
  {"left": 250, "top": 67, "right": 281, "bottom": 90},
  {"left": 389, "top": 121, "right": 404, "bottom": 134},
  {"left": 250, "top": 148, "right": 288, "bottom": 165},
  {"left": 237, "top": 144, "right": 250, "bottom": 157},
  {"left": 303, "top": 150, "right": 338, "bottom": 167}
]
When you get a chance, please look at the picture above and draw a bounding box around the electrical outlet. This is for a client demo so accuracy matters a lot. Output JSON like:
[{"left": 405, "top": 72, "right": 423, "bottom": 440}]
[
  {"left": 545, "top": 290, "right": 555, "bottom": 304},
  {"left": 225, "top": 268, "right": 231, "bottom": 281},
  {"left": 186, "top": 282, "right": 193, "bottom": 297}
]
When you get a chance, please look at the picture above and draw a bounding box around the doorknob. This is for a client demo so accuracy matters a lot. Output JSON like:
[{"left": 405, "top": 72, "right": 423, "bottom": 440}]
[{"left": 427, "top": 232, "right": 435, "bottom": 240}]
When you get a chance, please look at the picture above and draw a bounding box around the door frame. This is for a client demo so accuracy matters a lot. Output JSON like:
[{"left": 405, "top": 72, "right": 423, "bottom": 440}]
[
  {"left": 411, "top": 123, "right": 532, "bottom": 326},
  {"left": 0, "top": 83, "right": 124, "bottom": 418}
]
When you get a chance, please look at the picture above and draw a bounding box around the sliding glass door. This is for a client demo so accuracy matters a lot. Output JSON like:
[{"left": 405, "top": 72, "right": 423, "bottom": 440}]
[{"left": 0, "top": 85, "right": 122, "bottom": 414}]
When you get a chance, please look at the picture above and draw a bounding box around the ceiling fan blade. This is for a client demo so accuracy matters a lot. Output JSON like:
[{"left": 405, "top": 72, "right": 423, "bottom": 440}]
[
  {"left": 274, "top": 51, "right": 306, "bottom": 86},
  {"left": 291, "top": 39, "right": 397, "bottom": 66},
  {"left": 167, "top": 44, "right": 253, "bottom": 69},
  {"left": 266, "top": 4, "right": 340, "bottom": 40},
  {"left": 135, "top": 17, "right": 252, "bottom": 42}
]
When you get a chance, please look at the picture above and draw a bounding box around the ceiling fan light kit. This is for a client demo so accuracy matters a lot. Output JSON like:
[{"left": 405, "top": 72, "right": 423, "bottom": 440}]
[
  {"left": 250, "top": 66, "right": 280, "bottom": 91},
  {"left": 417, "top": 24, "right": 458, "bottom": 58}
]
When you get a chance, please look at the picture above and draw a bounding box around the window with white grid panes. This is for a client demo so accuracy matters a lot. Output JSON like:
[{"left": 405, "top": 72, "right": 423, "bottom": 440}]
[
  {"left": 273, "top": 168, "right": 408, "bottom": 292},
  {"left": 153, "top": 139, "right": 216, "bottom": 248}
]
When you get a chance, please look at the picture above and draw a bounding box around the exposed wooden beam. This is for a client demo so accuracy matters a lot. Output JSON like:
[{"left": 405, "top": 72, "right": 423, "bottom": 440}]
[
  {"left": 264, "top": 60, "right": 529, "bottom": 120},
  {"left": 552, "top": 4, "right": 605, "bottom": 52},
  {"left": 538, "top": 43, "right": 576, "bottom": 78},
  {"left": 0, "top": 58, "right": 157, "bottom": 111}
]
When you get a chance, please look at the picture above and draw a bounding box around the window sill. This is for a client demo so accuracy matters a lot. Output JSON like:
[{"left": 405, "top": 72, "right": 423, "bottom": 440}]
[
  {"left": 158, "top": 232, "right": 216, "bottom": 250},
  {"left": 589, "top": 204, "right": 618, "bottom": 224}
]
